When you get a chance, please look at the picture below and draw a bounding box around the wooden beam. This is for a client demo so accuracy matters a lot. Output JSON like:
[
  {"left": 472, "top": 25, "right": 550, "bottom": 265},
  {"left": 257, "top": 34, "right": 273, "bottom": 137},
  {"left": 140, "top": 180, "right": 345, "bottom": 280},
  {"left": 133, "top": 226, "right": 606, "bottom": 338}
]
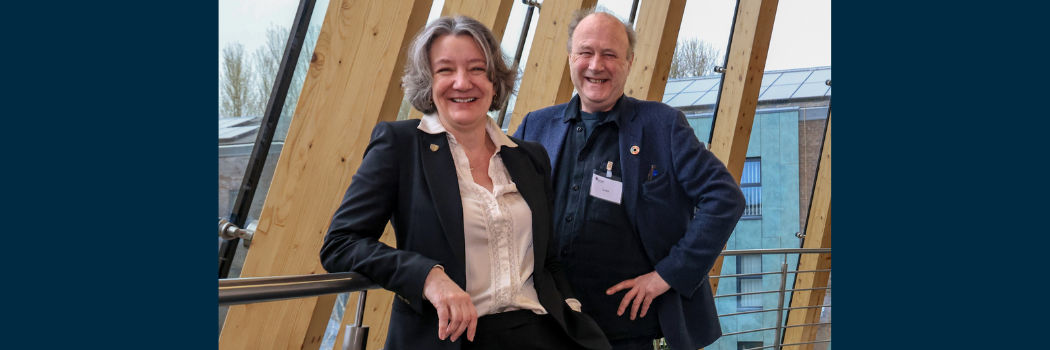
[
  {"left": 218, "top": 1, "right": 434, "bottom": 349},
  {"left": 783, "top": 116, "right": 831, "bottom": 350},
  {"left": 706, "top": 0, "right": 780, "bottom": 295},
  {"left": 405, "top": 0, "right": 516, "bottom": 120},
  {"left": 332, "top": 225, "right": 398, "bottom": 350},
  {"left": 623, "top": 0, "right": 686, "bottom": 101},
  {"left": 506, "top": 0, "right": 598, "bottom": 136}
]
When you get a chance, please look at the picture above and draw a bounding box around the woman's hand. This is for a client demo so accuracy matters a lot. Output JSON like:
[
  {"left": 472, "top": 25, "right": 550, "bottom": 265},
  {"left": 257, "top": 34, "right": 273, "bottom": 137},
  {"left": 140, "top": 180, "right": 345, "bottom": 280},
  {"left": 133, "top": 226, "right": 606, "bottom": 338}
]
[{"left": 423, "top": 266, "right": 477, "bottom": 342}]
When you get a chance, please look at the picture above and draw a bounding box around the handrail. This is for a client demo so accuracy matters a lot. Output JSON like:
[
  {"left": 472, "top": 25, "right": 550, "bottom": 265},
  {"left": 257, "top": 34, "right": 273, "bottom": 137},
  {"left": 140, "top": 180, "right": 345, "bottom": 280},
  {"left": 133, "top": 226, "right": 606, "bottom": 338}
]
[
  {"left": 218, "top": 248, "right": 830, "bottom": 349},
  {"left": 219, "top": 271, "right": 379, "bottom": 306},
  {"left": 218, "top": 248, "right": 830, "bottom": 306}
]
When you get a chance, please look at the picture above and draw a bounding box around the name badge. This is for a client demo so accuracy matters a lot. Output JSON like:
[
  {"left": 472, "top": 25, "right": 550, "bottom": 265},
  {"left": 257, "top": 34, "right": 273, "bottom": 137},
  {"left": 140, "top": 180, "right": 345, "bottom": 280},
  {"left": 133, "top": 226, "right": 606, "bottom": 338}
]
[{"left": 590, "top": 171, "right": 623, "bottom": 205}]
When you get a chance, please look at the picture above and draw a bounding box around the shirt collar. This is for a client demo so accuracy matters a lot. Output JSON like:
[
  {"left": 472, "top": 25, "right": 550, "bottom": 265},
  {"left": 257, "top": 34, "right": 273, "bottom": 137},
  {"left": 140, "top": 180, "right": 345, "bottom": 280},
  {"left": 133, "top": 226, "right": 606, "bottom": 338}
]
[
  {"left": 418, "top": 113, "right": 518, "bottom": 148},
  {"left": 562, "top": 94, "right": 627, "bottom": 127}
]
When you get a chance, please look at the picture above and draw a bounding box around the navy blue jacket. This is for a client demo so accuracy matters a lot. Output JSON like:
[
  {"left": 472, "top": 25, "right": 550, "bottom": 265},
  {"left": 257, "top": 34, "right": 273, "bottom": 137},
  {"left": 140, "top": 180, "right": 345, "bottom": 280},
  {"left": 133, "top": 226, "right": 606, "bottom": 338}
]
[{"left": 514, "top": 95, "right": 746, "bottom": 350}]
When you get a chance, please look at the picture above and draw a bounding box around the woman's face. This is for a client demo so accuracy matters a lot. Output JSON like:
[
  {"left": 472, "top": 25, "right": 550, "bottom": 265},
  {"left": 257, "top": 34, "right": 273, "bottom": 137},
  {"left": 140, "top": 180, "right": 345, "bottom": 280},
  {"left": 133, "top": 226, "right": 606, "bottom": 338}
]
[{"left": 429, "top": 34, "right": 494, "bottom": 131}]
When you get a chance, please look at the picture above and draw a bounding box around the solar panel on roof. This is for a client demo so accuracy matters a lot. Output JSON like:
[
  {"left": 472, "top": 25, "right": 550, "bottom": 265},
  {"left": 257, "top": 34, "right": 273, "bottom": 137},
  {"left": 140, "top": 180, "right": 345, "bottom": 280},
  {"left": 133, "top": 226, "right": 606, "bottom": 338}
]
[
  {"left": 772, "top": 71, "right": 811, "bottom": 85},
  {"left": 663, "top": 81, "right": 692, "bottom": 94},
  {"left": 760, "top": 85, "right": 798, "bottom": 100},
  {"left": 696, "top": 91, "right": 719, "bottom": 105},
  {"left": 792, "top": 82, "right": 830, "bottom": 99},
  {"left": 663, "top": 93, "right": 677, "bottom": 103},
  {"left": 804, "top": 69, "right": 831, "bottom": 84},
  {"left": 667, "top": 92, "right": 705, "bottom": 107},
  {"left": 761, "top": 73, "right": 781, "bottom": 86},
  {"left": 681, "top": 78, "right": 719, "bottom": 92}
]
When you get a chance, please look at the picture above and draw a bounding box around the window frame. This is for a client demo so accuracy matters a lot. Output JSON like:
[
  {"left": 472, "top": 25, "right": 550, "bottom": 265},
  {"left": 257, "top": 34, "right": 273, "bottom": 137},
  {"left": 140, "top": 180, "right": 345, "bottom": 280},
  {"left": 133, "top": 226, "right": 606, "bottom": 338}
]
[
  {"left": 736, "top": 254, "right": 764, "bottom": 311},
  {"left": 740, "top": 157, "right": 762, "bottom": 219}
]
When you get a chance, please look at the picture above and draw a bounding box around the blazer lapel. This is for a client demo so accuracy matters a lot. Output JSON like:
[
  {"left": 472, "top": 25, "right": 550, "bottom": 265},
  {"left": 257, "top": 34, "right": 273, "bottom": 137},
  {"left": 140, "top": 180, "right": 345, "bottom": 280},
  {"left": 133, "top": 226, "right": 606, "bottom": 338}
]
[
  {"left": 500, "top": 147, "right": 548, "bottom": 265},
  {"left": 619, "top": 98, "right": 642, "bottom": 229},
  {"left": 419, "top": 132, "right": 467, "bottom": 276}
]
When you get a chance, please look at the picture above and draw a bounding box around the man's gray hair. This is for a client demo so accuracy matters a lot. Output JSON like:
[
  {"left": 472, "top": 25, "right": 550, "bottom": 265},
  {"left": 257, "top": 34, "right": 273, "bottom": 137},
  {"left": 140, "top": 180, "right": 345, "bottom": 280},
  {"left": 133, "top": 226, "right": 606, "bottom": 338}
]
[
  {"left": 566, "top": 7, "right": 637, "bottom": 61},
  {"left": 402, "top": 16, "right": 516, "bottom": 114}
]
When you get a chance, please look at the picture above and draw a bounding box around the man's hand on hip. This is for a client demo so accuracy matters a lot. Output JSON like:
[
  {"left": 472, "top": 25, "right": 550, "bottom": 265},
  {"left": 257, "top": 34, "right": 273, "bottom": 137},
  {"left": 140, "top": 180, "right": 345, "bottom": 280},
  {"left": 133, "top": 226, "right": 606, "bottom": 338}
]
[
  {"left": 607, "top": 271, "right": 671, "bottom": 320},
  {"left": 423, "top": 266, "right": 477, "bottom": 342}
]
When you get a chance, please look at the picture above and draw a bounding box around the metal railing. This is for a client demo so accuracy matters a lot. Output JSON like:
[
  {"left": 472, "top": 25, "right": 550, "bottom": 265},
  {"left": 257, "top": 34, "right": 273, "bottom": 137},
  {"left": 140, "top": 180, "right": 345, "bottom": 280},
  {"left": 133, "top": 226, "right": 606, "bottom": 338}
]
[
  {"left": 219, "top": 248, "right": 830, "bottom": 350},
  {"left": 711, "top": 248, "right": 831, "bottom": 350}
]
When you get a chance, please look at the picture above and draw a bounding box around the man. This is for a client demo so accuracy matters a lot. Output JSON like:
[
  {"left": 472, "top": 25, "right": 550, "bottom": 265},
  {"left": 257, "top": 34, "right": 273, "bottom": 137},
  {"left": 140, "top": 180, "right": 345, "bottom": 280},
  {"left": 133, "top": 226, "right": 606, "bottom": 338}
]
[{"left": 513, "top": 8, "right": 746, "bottom": 350}]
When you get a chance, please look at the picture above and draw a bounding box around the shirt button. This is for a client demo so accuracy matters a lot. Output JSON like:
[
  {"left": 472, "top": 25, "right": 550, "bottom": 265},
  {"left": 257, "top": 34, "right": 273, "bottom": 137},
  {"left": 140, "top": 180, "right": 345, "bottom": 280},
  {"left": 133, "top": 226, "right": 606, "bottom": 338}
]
[
  {"left": 561, "top": 250, "right": 568, "bottom": 257},
  {"left": 572, "top": 184, "right": 579, "bottom": 191},
  {"left": 565, "top": 215, "right": 573, "bottom": 222},
  {"left": 577, "top": 155, "right": 584, "bottom": 161},
  {"left": 577, "top": 126, "right": 583, "bottom": 132}
]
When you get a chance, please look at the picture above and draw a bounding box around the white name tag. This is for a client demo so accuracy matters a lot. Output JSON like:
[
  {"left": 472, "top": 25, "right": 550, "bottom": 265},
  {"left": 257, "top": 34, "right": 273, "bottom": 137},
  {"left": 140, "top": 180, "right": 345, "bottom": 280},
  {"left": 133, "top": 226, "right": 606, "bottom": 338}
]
[{"left": 590, "top": 172, "right": 623, "bottom": 205}]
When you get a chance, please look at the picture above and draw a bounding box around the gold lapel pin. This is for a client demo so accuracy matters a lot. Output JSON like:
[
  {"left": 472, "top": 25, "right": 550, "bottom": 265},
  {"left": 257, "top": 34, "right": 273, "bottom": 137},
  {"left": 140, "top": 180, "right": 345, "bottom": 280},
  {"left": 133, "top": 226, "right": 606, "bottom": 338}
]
[
  {"left": 430, "top": 144, "right": 439, "bottom": 152},
  {"left": 630, "top": 145, "right": 640, "bottom": 155}
]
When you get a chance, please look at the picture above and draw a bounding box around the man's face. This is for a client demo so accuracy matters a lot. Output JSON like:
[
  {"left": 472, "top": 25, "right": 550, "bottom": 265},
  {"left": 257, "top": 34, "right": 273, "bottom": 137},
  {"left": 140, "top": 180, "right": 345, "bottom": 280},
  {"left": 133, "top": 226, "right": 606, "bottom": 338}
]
[{"left": 568, "top": 14, "right": 633, "bottom": 113}]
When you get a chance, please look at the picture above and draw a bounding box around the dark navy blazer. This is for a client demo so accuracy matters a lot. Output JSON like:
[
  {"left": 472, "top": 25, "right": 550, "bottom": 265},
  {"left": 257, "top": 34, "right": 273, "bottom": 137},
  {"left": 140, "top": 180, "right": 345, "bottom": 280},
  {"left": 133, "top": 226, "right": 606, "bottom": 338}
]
[
  {"left": 514, "top": 95, "right": 746, "bottom": 350},
  {"left": 321, "top": 119, "right": 610, "bottom": 350}
]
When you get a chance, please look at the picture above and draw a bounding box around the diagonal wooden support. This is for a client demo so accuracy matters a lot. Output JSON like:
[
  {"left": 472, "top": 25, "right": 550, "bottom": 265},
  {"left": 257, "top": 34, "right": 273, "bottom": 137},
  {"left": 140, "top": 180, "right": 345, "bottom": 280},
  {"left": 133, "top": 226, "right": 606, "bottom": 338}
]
[
  {"left": 623, "top": 0, "right": 687, "bottom": 101},
  {"left": 782, "top": 116, "right": 831, "bottom": 350},
  {"left": 706, "top": 0, "right": 780, "bottom": 295},
  {"left": 406, "top": 0, "right": 515, "bottom": 121},
  {"left": 218, "top": 1, "right": 434, "bottom": 349},
  {"left": 506, "top": 0, "right": 598, "bottom": 135}
]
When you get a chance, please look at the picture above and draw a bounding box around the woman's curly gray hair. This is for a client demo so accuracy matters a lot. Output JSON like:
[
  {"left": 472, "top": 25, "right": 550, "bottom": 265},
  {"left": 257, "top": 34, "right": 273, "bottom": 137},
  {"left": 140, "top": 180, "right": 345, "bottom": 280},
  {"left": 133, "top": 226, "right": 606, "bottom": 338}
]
[{"left": 402, "top": 16, "right": 517, "bottom": 114}]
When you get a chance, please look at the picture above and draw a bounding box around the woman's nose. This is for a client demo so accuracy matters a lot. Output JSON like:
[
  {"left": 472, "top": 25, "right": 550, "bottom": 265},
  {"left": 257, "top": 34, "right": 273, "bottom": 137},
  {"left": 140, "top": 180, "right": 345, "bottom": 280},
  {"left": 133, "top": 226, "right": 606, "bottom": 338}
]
[{"left": 452, "top": 71, "right": 473, "bottom": 90}]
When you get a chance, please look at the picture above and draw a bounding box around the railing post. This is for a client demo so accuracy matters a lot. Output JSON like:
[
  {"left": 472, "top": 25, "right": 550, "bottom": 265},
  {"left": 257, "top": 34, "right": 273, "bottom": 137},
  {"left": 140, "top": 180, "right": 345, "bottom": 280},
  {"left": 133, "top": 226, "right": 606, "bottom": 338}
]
[
  {"left": 342, "top": 291, "right": 369, "bottom": 350},
  {"left": 773, "top": 258, "right": 789, "bottom": 350}
]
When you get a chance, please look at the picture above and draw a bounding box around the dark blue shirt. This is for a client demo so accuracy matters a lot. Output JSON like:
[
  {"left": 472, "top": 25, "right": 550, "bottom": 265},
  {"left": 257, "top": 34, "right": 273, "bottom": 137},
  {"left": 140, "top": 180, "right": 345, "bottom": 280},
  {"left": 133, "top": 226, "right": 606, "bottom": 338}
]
[{"left": 552, "top": 96, "right": 660, "bottom": 340}]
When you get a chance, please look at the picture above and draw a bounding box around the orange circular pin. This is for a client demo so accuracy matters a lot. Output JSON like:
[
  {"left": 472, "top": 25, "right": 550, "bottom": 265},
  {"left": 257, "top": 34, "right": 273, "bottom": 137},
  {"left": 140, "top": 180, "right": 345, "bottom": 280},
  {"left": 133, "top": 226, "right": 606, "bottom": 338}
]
[{"left": 630, "top": 146, "right": 640, "bottom": 155}]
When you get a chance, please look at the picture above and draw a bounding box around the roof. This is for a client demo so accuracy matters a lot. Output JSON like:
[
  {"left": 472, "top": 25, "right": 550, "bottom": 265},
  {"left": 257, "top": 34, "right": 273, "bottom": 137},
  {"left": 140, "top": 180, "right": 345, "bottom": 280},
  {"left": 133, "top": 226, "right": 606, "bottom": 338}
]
[
  {"left": 662, "top": 66, "right": 830, "bottom": 108},
  {"left": 219, "top": 116, "right": 261, "bottom": 142}
]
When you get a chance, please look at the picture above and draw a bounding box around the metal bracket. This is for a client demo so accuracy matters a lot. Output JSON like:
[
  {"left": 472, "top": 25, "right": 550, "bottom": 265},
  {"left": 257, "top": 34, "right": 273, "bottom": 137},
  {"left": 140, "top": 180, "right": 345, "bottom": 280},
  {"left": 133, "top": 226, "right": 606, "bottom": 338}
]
[
  {"left": 219, "top": 219, "right": 254, "bottom": 248},
  {"left": 522, "top": 0, "right": 541, "bottom": 9},
  {"left": 825, "top": 79, "right": 831, "bottom": 86},
  {"left": 714, "top": 66, "right": 726, "bottom": 73}
]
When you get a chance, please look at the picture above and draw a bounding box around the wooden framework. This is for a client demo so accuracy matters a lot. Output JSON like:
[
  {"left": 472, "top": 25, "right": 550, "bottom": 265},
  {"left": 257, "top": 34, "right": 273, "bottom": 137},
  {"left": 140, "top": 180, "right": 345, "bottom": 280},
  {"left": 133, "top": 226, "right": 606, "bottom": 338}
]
[
  {"left": 623, "top": 0, "right": 687, "bottom": 101},
  {"left": 506, "top": 0, "right": 598, "bottom": 135},
  {"left": 782, "top": 116, "right": 831, "bottom": 350},
  {"left": 406, "top": 0, "right": 515, "bottom": 121},
  {"left": 218, "top": 1, "right": 434, "bottom": 349},
  {"left": 706, "top": 0, "right": 781, "bottom": 295}
]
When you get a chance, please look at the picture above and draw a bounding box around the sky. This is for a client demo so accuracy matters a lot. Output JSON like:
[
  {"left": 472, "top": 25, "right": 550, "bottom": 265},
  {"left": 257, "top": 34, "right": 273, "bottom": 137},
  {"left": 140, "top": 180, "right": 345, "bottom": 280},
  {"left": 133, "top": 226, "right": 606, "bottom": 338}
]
[{"left": 219, "top": 0, "right": 830, "bottom": 73}]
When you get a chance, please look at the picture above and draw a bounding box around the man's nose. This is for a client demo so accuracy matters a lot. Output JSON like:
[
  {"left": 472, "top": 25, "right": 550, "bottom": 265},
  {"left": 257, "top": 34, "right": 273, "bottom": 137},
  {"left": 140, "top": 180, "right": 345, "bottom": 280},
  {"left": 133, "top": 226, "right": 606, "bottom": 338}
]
[{"left": 587, "top": 56, "right": 604, "bottom": 72}]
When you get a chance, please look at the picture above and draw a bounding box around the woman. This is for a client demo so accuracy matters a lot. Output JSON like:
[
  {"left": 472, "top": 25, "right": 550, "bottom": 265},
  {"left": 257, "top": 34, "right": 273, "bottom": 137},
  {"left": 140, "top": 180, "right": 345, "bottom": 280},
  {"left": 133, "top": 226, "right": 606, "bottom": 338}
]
[{"left": 320, "top": 16, "right": 610, "bottom": 350}]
